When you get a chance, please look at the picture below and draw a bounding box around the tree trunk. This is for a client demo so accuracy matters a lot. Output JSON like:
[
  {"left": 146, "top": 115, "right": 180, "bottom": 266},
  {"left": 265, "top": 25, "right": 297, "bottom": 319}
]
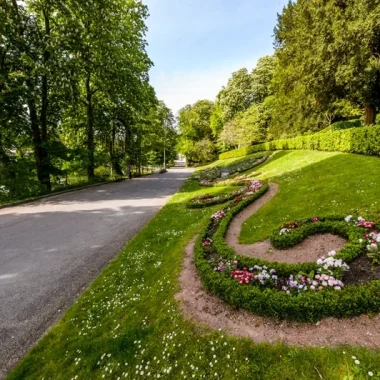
[
  {"left": 41, "top": 4, "right": 50, "bottom": 142},
  {"left": 123, "top": 123, "right": 132, "bottom": 179},
  {"left": 28, "top": 97, "right": 51, "bottom": 191},
  {"left": 138, "top": 133, "right": 141, "bottom": 176},
  {"left": 364, "top": 104, "right": 376, "bottom": 125},
  {"left": 38, "top": 4, "right": 51, "bottom": 190},
  {"left": 86, "top": 74, "right": 95, "bottom": 181}
]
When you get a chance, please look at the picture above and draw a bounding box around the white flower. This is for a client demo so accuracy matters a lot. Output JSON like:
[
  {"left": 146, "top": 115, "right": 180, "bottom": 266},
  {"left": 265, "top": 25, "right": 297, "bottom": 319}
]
[
  {"left": 358, "top": 216, "right": 365, "bottom": 222},
  {"left": 368, "top": 371, "right": 374, "bottom": 377},
  {"left": 345, "top": 215, "right": 353, "bottom": 223},
  {"left": 328, "top": 250, "right": 336, "bottom": 257},
  {"left": 355, "top": 360, "right": 360, "bottom": 365}
]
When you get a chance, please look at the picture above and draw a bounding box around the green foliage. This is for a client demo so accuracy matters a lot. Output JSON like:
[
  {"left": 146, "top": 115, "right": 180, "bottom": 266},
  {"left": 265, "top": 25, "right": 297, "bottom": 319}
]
[
  {"left": 177, "top": 100, "right": 216, "bottom": 163},
  {"left": 330, "top": 119, "right": 362, "bottom": 131},
  {"left": 270, "top": 0, "right": 380, "bottom": 135},
  {"left": 219, "top": 146, "right": 258, "bottom": 160},
  {"left": 194, "top": 139, "right": 217, "bottom": 163},
  {"left": 251, "top": 55, "right": 276, "bottom": 104},
  {"left": 209, "top": 103, "right": 224, "bottom": 138},
  {"left": 0, "top": 0, "right": 167, "bottom": 202},
  {"left": 221, "top": 125, "right": 380, "bottom": 159},
  {"left": 218, "top": 68, "right": 254, "bottom": 122}
]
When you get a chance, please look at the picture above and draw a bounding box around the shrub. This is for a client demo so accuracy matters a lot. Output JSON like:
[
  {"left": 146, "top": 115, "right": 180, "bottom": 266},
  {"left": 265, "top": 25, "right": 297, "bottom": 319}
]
[
  {"left": 219, "top": 125, "right": 380, "bottom": 159},
  {"left": 330, "top": 119, "right": 362, "bottom": 131},
  {"left": 94, "top": 165, "right": 111, "bottom": 181}
]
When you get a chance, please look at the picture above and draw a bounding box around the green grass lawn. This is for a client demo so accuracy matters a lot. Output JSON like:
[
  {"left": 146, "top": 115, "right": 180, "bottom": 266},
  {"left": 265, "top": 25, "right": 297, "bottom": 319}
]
[
  {"left": 8, "top": 151, "right": 380, "bottom": 380},
  {"left": 240, "top": 150, "right": 380, "bottom": 244}
]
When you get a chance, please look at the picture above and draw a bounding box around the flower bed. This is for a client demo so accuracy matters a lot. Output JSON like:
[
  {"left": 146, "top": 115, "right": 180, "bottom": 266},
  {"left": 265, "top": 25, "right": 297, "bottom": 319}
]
[
  {"left": 187, "top": 180, "right": 264, "bottom": 208},
  {"left": 194, "top": 187, "right": 380, "bottom": 321},
  {"left": 192, "top": 154, "right": 269, "bottom": 183}
]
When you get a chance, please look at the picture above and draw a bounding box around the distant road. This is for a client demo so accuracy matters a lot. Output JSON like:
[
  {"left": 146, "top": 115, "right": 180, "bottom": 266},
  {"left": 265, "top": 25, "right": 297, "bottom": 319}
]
[{"left": 0, "top": 168, "right": 193, "bottom": 378}]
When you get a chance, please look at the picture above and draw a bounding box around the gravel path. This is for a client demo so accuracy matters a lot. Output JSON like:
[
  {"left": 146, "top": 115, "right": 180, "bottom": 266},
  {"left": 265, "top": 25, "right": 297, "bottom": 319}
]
[{"left": 0, "top": 168, "right": 193, "bottom": 378}]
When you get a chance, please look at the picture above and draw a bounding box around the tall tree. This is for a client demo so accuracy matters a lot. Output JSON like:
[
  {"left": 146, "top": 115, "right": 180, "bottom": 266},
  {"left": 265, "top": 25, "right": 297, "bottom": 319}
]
[
  {"left": 177, "top": 100, "right": 215, "bottom": 163},
  {"left": 218, "top": 68, "right": 253, "bottom": 122}
]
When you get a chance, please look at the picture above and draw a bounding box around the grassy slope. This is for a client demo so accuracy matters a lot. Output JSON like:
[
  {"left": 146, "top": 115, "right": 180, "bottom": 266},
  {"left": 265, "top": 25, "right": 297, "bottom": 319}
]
[
  {"left": 8, "top": 153, "right": 380, "bottom": 380},
  {"left": 240, "top": 150, "right": 380, "bottom": 244}
]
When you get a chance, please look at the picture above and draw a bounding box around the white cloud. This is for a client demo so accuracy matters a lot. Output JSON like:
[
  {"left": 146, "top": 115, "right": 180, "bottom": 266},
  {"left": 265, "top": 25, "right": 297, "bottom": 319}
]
[{"left": 150, "top": 56, "right": 262, "bottom": 114}]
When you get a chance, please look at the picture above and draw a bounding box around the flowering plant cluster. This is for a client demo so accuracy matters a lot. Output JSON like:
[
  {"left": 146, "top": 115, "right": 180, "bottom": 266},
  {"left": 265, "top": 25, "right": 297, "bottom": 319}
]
[
  {"left": 190, "top": 194, "right": 219, "bottom": 204},
  {"left": 345, "top": 215, "right": 375, "bottom": 228},
  {"left": 278, "top": 217, "right": 320, "bottom": 235},
  {"left": 230, "top": 265, "right": 278, "bottom": 286},
  {"left": 211, "top": 258, "right": 238, "bottom": 272},
  {"left": 199, "top": 179, "right": 215, "bottom": 186},
  {"left": 316, "top": 250, "right": 350, "bottom": 272},
  {"left": 281, "top": 250, "right": 348, "bottom": 294},
  {"left": 211, "top": 210, "right": 226, "bottom": 221},
  {"left": 189, "top": 180, "right": 263, "bottom": 209},
  {"left": 279, "top": 221, "right": 299, "bottom": 235},
  {"left": 345, "top": 215, "right": 380, "bottom": 264},
  {"left": 202, "top": 238, "right": 213, "bottom": 247},
  {"left": 282, "top": 273, "right": 344, "bottom": 294}
]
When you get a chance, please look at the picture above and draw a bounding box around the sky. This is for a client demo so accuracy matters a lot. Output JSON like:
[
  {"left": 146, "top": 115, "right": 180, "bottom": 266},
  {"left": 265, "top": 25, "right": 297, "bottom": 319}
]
[{"left": 144, "top": 0, "right": 289, "bottom": 114}]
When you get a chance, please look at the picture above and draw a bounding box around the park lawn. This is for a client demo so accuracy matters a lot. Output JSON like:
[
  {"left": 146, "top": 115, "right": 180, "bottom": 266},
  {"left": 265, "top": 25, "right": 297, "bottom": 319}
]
[
  {"left": 8, "top": 153, "right": 380, "bottom": 380},
  {"left": 240, "top": 150, "right": 380, "bottom": 244}
]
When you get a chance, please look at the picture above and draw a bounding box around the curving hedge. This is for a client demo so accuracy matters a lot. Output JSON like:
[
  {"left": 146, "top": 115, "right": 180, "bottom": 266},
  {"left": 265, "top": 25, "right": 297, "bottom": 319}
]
[
  {"left": 186, "top": 191, "right": 239, "bottom": 209},
  {"left": 219, "top": 125, "right": 380, "bottom": 160},
  {"left": 194, "top": 186, "right": 380, "bottom": 322}
]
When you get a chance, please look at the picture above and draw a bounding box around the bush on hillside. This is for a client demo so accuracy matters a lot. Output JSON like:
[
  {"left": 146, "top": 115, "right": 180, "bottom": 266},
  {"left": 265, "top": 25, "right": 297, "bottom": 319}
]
[
  {"left": 330, "top": 119, "right": 362, "bottom": 131},
  {"left": 219, "top": 125, "right": 380, "bottom": 159}
]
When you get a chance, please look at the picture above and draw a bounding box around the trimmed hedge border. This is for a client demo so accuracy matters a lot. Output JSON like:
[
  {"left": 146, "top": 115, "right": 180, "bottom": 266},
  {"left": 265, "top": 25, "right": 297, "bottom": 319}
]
[
  {"left": 195, "top": 185, "right": 380, "bottom": 321},
  {"left": 186, "top": 192, "right": 239, "bottom": 209},
  {"left": 219, "top": 125, "right": 380, "bottom": 160}
]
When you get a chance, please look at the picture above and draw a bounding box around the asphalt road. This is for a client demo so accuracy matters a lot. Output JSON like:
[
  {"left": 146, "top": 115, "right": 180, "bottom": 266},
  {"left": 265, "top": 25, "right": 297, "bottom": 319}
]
[{"left": 0, "top": 168, "right": 193, "bottom": 377}]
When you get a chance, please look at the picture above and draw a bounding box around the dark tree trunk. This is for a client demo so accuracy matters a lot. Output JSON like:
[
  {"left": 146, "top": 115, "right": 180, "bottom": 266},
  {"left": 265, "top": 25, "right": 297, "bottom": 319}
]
[
  {"left": 138, "top": 132, "right": 141, "bottom": 176},
  {"left": 28, "top": 97, "right": 51, "bottom": 191},
  {"left": 41, "top": 5, "right": 50, "bottom": 142},
  {"left": 86, "top": 73, "right": 95, "bottom": 181},
  {"left": 124, "top": 124, "right": 132, "bottom": 179},
  {"left": 364, "top": 104, "right": 376, "bottom": 125},
  {"left": 39, "top": 4, "right": 51, "bottom": 190}
]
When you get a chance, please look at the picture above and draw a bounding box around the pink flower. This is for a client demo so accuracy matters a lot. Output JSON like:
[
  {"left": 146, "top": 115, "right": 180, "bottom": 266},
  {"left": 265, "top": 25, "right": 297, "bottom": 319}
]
[{"left": 358, "top": 221, "right": 376, "bottom": 229}]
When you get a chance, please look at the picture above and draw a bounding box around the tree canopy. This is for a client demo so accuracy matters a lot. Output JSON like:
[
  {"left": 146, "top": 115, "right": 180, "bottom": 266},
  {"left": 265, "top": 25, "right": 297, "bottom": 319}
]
[
  {"left": 0, "top": 0, "right": 177, "bottom": 201},
  {"left": 176, "top": 0, "right": 380, "bottom": 159}
]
